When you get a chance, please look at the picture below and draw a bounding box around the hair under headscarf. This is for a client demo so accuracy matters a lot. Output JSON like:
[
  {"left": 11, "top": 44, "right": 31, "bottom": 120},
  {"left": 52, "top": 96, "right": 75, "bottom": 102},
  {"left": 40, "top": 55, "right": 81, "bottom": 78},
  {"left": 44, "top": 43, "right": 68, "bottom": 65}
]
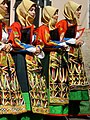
[
  {"left": 63, "top": 0, "right": 82, "bottom": 25},
  {"left": 16, "top": 0, "right": 36, "bottom": 26},
  {"left": 42, "top": 6, "right": 58, "bottom": 30},
  {"left": 0, "top": 0, "right": 7, "bottom": 20}
]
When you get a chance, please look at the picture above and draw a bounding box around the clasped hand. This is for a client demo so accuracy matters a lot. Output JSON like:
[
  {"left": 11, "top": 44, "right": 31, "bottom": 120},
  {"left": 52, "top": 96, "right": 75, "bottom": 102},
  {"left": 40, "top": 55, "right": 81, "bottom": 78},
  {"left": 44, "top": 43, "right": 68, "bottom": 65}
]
[{"left": 0, "top": 42, "right": 12, "bottom": 52}]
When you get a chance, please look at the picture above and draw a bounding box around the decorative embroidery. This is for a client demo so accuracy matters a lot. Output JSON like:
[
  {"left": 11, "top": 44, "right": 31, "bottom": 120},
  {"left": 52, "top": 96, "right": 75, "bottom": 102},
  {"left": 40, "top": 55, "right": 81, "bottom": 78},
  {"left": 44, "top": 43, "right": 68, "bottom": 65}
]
[
  {"left": 14, "top": 32, "right": 20, "bottom": 38},
  {"left": 0, "top": 51, "right": 26, "bottom": 114},
  {"left": 49, "top": 50, "right": 69, "bottom": 105},
  {"left": 26, "top": 55, "right": 49, "bottom": 114},
  {"left": 68, "top": 46, "right": 89, "bottom": 90}
]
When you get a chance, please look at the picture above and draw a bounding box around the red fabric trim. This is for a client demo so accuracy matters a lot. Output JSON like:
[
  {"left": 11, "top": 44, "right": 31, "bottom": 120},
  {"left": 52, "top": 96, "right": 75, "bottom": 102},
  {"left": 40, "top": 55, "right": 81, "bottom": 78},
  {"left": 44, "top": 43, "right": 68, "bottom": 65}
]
[
  {"left": 0, "top": 23, "right": 2, "bottom": 40},
  {"left": 76, "top": 28, "right": 85, "bottom": 39},
  {"left": 47, "top": 114, "right": 90, "bottom": 116},
  {"left": 30, "top": 25, "right": 34, "bottom": 44},
  {"left": 21, "top": 25, "right": 35, "bottom": 44}
]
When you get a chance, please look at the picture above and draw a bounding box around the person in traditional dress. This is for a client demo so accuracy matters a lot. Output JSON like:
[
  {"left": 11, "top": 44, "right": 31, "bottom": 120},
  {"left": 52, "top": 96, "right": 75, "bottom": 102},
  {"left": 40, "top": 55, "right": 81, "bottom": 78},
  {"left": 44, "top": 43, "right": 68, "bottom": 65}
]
[
  {"left": 0, "top": 0, "right": 27, "bottom": 119},
  {"left": 56, "top": 0, "right": 89, "bottom": 115},
  {"left": 35, "top": 6, "right": 69, "bottom": 119},
  {"left": 8, "top": 0, "right": 49, "bottom": 120}
]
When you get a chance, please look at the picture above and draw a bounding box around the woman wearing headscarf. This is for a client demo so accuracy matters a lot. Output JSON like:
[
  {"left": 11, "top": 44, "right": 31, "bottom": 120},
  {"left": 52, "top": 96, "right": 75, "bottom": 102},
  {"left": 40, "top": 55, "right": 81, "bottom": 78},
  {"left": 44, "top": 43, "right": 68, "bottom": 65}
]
[
  {"left": 35, "top": 6, "right": 69, "bottom": 117},
  {"left": 0, "top": 0, "right": 27, "bottom": 119},
  {"left": 56, "top": 0, "right": 89, "bottom": 115},
  {"left": 8, "top": 0, "right": 49, "bottom": 119}
]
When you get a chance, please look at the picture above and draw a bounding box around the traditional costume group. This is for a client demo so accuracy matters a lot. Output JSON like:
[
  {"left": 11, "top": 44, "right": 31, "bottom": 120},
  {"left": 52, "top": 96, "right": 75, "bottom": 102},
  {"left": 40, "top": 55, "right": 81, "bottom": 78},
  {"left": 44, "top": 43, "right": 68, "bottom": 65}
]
[
  {"left": 0, "top": 0, "right": 26, "bottom": 115},
  {"left": 0, "top": 0, "right": 90, "bottom": 120}
]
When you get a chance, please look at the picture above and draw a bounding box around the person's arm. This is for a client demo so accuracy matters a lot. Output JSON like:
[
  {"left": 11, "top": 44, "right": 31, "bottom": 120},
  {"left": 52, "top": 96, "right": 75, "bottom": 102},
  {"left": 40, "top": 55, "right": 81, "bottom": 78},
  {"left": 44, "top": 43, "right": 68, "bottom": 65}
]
[
  {"left": 8, "top": 22, "right": 37, "bottom": 53},
  {"left": 56, "top": 20, "right": 68, "bottom": 41},
  {"left": 56, "top": 20, "right": 76, "bottom": 45},
  {"left": 35, "top": 25, "right": 58, "bottom": 48}
]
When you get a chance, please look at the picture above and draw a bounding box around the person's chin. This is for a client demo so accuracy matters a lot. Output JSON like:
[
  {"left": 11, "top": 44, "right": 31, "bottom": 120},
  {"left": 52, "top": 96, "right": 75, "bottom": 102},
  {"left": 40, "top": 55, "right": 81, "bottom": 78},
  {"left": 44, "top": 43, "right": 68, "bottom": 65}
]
[{"left": 4, "top": 13, "right": 9, "bottom": 19}]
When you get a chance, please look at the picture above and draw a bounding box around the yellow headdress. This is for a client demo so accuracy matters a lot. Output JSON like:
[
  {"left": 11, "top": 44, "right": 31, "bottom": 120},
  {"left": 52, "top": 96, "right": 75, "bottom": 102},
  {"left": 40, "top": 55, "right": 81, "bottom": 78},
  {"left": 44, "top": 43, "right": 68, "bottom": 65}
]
[
  {"left": 42, "top": 6, "right": 58, "bottom": 30},
  {"left": 16, "top": 0, "right": 36, "bottom": 26},
  {"left": 0, "top": 0, "right": 3, "bottom": 4},
  {"left": 63, "top": 0, "right": 82, "bottom": 24},
  {"left": 0, "top": 0, "right": 6, "bottom": 20}
]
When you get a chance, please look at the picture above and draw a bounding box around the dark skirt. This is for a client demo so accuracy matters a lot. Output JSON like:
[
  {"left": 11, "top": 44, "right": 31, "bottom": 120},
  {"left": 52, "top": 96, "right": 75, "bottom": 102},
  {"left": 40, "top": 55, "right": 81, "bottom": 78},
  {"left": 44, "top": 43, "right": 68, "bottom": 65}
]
[{"left": 11, "top": 52, "right": 31, "bottom": 111}]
